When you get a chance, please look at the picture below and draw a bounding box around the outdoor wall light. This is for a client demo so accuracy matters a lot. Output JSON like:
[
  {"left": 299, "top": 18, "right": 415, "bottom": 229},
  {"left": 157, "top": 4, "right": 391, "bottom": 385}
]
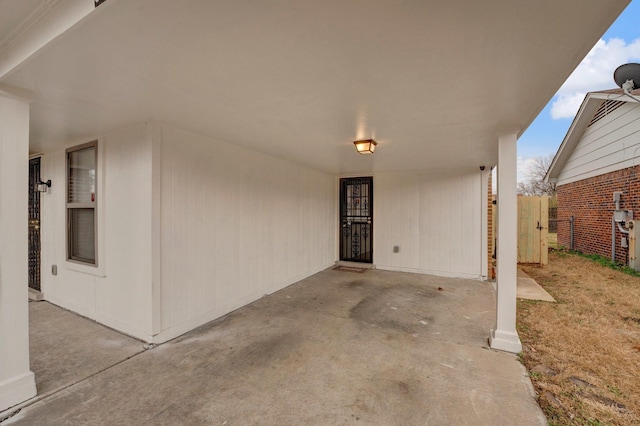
[
  {"left": 37, "top": 179, "right": 52, "bottom": 193},
  {"left": 354, "top": 139, "right": 377, "bottom": 154}
]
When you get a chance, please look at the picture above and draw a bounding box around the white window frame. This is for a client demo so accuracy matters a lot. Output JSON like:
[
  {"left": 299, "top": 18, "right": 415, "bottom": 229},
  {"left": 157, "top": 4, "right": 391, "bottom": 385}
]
[{"left": 65, "top": 139, "right": 106, "bottom": 277}]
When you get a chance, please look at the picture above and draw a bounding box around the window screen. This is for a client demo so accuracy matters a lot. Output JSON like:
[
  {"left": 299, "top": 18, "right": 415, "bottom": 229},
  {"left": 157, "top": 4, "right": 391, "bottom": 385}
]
[{"left": 67, "top": 143, "right": 97, "bottom": 264}]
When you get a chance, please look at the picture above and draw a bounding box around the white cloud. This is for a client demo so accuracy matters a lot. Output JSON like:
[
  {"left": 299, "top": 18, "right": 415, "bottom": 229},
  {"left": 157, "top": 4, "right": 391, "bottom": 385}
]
[
  {"left": 491, "top": 156, "right": 537, "bottom": 193},
  {"left": 517, "top": 156, "right": 537, "bottom": 183},
  {"left": 550, "top": 37, "right": 640, "bottom": 119},
  {"left": 550, "top": 93, "right": 587, "bottom": 120}
]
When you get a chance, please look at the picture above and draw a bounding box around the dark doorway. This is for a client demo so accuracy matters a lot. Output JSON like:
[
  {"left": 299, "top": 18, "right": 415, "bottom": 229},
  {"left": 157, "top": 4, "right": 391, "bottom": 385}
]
[
  {"left": 340, "top": 177, "right": 373, "bottom": 263},
  {"left": 28, "top": 157, "right": 42, "bottom": 291}
]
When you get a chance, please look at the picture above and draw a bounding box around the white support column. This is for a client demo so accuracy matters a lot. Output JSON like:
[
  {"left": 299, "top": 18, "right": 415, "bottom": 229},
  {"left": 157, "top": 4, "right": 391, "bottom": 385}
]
[
  {"left": 490, "top": 132, "right": 522, "bottom": 353},
  {"left": 0, "top": 94, "right": 37, "bottom": 411}
]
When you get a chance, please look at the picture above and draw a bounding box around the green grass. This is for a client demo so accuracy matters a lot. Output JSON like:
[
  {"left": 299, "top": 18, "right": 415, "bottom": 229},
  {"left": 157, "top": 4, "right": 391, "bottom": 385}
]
[
  {"left": 607, "top": 385, "right": 623, "bottom": 398},
  {"left": 564, "top": 250, "right": 640, "bottom": 277}
]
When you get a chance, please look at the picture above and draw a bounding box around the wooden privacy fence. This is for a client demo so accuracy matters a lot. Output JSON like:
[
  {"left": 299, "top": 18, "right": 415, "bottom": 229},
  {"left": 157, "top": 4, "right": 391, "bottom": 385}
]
[{"left": 517, "top": 196, "right": 548, "bottom": 265}]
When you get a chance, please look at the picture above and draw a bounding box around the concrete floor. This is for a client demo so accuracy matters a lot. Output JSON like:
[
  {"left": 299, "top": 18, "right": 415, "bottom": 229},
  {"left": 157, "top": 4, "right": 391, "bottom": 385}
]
[{"left": 2, "top": 268, "right": 546, "bottom": 425}]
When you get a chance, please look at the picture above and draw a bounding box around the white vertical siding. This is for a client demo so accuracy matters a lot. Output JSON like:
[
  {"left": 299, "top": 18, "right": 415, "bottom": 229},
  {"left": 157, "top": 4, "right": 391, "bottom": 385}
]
[
  {"left": 374, "top": 169, "right": 483, "bottom": 279},
  {"left": 156, "top": 124, "right": 336, "bottom": 342},
  {"left": 38, "top": 121, "right": 485, "bottom": 342},
  {"left": 557, "top": 103, "right": 640, "bottom": 186},
  {"left": 40, "top": 124, "right": 154, "bottom": 339}
]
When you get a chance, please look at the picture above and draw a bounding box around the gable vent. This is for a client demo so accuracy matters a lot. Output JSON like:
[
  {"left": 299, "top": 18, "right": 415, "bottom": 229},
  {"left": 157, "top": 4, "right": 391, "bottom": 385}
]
[{"left": 588, "top": 100, "right": 624, "bottom": 127}]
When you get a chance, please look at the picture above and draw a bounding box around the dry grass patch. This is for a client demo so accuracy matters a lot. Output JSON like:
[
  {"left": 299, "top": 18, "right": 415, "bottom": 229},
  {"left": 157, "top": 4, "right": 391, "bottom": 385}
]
[{"left": 518, "top": 250, "right": 640, "bottom": 426}]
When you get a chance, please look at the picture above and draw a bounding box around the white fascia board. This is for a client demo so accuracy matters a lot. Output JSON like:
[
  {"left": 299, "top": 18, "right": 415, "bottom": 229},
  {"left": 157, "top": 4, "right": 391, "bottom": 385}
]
[{"left": 0, "top": 0, "right": 94, "bottom": 79}]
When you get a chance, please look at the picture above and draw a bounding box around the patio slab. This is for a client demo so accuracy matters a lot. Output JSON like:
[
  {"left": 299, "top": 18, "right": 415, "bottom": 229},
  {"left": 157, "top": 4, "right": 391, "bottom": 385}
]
[
  {"left": 2, "top": 269, "right": 545, "bottom": 425},
  {"left": 27, "top": 301, "right": 145, "bottom": 397}
]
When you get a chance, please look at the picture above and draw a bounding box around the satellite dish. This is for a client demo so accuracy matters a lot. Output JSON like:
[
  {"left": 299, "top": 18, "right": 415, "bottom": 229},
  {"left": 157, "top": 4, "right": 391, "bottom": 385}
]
[{"left": 613, "top": 63, "right": 640, "bottom": 89}]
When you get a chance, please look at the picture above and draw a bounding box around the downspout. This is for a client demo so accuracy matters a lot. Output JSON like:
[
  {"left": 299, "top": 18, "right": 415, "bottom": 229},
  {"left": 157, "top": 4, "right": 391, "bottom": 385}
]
[{"left": 612, "top": 218, "right": 616, "bottom": 263}]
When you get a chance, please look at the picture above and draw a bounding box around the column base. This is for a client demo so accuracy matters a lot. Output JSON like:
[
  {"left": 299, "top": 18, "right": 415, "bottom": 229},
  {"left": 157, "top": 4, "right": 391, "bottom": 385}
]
[
  {"left": 0, "top": 371, "right": 36, "bottom": 412},
  {"left": 489, "top": 328, "right": 522, "bottom": 353}
]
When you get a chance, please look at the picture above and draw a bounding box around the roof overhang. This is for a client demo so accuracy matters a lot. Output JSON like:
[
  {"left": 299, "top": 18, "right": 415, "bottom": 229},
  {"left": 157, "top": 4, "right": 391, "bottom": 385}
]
[{"left": 0, "top": 0, "right": 630, "bottom": 174}]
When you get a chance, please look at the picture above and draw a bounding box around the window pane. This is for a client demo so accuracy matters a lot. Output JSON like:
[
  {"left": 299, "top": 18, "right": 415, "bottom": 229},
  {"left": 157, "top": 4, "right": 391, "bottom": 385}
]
[
  {"left": 68, "top": 146, "right": 96, "bottom": 203},
  {"left": 70, "top": 208, "right": 95, "bottom": 262}
]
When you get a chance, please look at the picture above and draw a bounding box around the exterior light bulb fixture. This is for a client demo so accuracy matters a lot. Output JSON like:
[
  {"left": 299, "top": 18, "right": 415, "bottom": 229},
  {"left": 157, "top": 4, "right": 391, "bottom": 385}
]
[
  {"left": 37, "top": 179, "right": 52, "bottom": 193},
  {"left": 353, "top": 139, "right": 377, "bottom": 154}
]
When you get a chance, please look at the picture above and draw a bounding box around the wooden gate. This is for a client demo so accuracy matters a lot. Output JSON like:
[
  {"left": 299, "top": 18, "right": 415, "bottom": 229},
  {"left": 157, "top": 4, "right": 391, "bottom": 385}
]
[{"left": 518, "top": 196, "right": 548, "bottom": 265}]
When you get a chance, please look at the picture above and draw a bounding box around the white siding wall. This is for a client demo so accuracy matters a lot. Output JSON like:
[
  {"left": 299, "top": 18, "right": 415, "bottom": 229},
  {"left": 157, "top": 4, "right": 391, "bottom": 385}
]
[
  {"left": 38, "top": 121, "right": 485, "bottom": 342},
  {"left": 155, "top": 124, "right": 336, "bottom": 342},
  {"left": 374, "top": 169, "right": 483, "bottom": 279},
  {"left": 40, "top": 124, "right": 154, "bottom": 340},
  {"left": 557, "top": 103, "right": 640, "bottom": 186}
]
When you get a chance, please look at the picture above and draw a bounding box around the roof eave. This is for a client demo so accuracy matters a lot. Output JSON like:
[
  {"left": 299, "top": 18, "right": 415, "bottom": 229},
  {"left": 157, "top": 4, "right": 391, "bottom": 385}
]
[{"left": 545, "top": 92, "right": 606, "bottom": 182}]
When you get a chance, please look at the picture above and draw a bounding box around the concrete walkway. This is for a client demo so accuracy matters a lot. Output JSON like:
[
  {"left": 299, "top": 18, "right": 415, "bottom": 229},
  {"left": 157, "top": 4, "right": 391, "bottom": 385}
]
[
  {"left": 2, "top": 269, "right": 545, "bottom": 425},
  {"left": 517, "top": 269, "right": 556, "bottom": 302}
]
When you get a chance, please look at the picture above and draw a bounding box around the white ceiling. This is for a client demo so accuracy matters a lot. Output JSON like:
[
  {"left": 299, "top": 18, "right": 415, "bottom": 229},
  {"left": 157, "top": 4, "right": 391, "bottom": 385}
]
[
  {"left": 0, "top": 0, "right": 629, "bottom": 174},
  {"left": 0, "top": 0, "right": 44, "bottom": 45}
]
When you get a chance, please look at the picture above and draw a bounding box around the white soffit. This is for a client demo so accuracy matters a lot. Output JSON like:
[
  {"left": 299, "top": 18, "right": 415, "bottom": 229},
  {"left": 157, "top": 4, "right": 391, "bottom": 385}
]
[
  {"left": 0, "top": 0, "right": 44, "bottom": 45},
  {"left": 0, "top": 0, "right": 629, "bottom": 174},
  {"left": 0, "top": 0, "right": 95, "bottom": 77}
]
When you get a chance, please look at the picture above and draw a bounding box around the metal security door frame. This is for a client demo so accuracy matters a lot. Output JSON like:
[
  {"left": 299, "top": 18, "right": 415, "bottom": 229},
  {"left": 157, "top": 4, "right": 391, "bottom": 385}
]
[
  {"left": 339, "top": 176, "right": 373, "bottom": 263},
  {"left": 28, "top": 157, "right": 42, "bottom": 291}
]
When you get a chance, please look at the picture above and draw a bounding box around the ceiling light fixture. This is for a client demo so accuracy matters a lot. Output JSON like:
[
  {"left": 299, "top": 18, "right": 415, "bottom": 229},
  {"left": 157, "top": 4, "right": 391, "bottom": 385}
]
[{"left": 353, "top": 139, "right": 377, "bottom": 154}]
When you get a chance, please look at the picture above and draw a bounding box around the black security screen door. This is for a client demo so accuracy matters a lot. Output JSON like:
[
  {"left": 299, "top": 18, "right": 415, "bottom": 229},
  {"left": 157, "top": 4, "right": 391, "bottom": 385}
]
[
  {"left": 28, "top": 157, "right": 41, "bottom": 291},
  {"left": 340, "top": 177, "right": 373, "bottom": 263}
]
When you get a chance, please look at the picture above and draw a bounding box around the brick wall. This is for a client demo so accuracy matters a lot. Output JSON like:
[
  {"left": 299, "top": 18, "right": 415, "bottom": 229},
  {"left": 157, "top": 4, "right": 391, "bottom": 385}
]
[{"left": 557, "top": 165, "right": 640, "bottom": 264}]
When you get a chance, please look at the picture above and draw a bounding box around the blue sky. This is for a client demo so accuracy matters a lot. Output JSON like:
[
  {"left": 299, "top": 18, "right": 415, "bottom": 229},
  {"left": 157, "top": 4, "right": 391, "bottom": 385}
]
[{"left": 517, "top": 1, "right": 640, "bottom": 182}]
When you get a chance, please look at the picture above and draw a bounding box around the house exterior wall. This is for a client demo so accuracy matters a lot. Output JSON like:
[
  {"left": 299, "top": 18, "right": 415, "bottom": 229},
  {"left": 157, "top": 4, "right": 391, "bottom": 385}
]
[
  {"left": 154, "top": 124, "right": 337, "bottom": 342},
  {"left": 373, "top": 169, "right": 484, "bottom": 279},
  {"left": 557, "top": 165, "right": 640, "bottom": 263},
  {"left": 39, "top": 122, "right": 337, "bottom": 343},
  {"left": 40, "top": 124, "right": 155, "bottom": 340},
  {"left": 37, "top": 121, "right": 489, "bottom": 342},
  {"left": 555, "top": 100, "right": 640, "bottom": 265},
  {"left": 556, "top": 102, "right": 640, "bottom": 186}
]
